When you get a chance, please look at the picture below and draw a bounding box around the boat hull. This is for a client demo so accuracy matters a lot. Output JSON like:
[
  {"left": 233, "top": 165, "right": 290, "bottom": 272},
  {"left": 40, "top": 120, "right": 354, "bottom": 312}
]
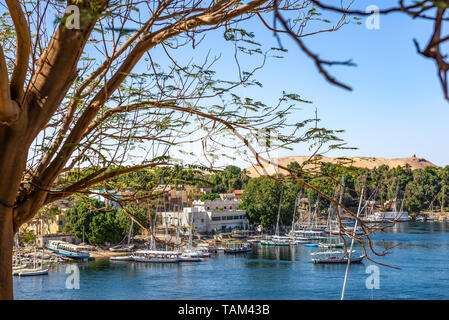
[
  {"left": 133, "top": 256, "right": 180, "bottom": 263},
  {"left": 17, "top": 268, "right": 49, "bottom": 276},
  {"left": 313, "top": 256, "right": 364, "bottom": 264}
]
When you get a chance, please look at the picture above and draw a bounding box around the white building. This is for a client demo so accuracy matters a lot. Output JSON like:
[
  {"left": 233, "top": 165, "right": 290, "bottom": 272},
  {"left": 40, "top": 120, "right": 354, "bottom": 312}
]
[{"left": 159, "top": 198, "right": 248, "bottom": 234}]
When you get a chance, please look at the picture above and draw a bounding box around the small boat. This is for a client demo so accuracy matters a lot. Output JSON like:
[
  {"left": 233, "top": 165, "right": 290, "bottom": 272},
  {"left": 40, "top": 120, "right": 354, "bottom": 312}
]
[
  {"left": 179, "top": 251, "right": 204, "bottom": 262},
  {"left": 311, "top": 250, "right": 364, "bottom": 264},
  {"left": 109, "top": 244, "right": 135, "bottom": 252},
  {"left": 110, "top": 255, "right": 134, "bottom": 261},
  {"left": 223, "top": 242, "right": 252, "bottom": 253},
  {"left": 132, "top": 250, "right": 181, "bottom": 263},
  {"left": 304, "top": 243, "right": 319, "bottom": 247},
  {"left": 318, "top": 242, "right": 344, "bottom": 248},
  {"left": 17, "top": 268, "right": 49, "bottom": 277}
]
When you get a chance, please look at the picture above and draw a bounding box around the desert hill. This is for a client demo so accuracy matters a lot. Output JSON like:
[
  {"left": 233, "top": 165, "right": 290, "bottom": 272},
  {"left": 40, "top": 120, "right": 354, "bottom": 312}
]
[{"left": 245, "top": 155, "right": 437, "bottom": 177}]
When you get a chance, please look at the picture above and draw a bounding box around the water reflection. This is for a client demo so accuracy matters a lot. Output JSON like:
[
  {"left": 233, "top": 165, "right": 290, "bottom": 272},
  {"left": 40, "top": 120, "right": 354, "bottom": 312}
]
[{"left": 13, "top": 222, "right": 449, "bottom": 300}]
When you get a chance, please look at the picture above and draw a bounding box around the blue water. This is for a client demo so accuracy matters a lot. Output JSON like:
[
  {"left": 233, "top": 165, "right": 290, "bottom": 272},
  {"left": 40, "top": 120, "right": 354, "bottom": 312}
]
[{"left": 13, "top": 222, "right": 449, "bottom": 299}]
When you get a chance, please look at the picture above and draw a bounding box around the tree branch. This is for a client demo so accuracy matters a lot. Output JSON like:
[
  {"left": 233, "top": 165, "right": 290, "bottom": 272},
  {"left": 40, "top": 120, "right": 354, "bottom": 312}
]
[
  {"left": 5, "top": 0, "right": 31, "bottom": 102},
  {"left": 0, "top": 45, "right": 20, "bottom": 123}
]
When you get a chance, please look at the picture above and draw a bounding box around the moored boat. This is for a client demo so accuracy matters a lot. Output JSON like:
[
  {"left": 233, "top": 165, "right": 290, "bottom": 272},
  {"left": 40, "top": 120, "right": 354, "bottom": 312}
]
[
  {"left": 132, "top": 250, "right": 181, "bottom": 263},
  {"left": 223, "top": 242, "right": 252, "bottom": 253},
  {"left": 311, "top": 250, "right": 363, "bottom": 264},
  {"left": 109, "top": 244, "right": 135, "bottom": 252},
  {"left": 47, "top": 240, "right": 90, "bottom": 259},
  {"left": 110, "top": 255, "right": 134, "bottom": 261},
  {"left": 17, "top": 268, "right": 49, "bottom": 277}
]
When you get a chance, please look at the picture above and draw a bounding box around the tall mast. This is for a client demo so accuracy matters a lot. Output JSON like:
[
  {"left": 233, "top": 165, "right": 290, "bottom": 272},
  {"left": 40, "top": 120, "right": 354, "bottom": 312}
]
[
  {"left": 341, "top": 184, "right": 365, "bottom": 300},
  {"left": 336, "top": 175, "right": 345, "bottom": 233},
  {"left": 291, "top": 190, "right": 301, "bottom": 237},
  {"left": 313, "top": 195, "right": 320, "bottom": 229},
  {"left": 275, "top": 185, "right": 284, "bottom": 236},
  {"left": 393, "top": 178, "right": 400, "bottom": 212}
]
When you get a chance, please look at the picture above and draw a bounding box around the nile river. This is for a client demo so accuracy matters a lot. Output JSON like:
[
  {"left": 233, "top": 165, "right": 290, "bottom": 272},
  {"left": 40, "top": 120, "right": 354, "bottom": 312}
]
[{"left": 13, "top": 222, "right": 449, "bottom": 299}]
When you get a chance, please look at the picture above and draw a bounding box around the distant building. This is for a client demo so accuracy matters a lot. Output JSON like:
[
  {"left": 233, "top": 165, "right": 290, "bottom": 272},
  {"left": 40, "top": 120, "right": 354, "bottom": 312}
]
[
  {"left": 159, "top": 196, "right": 248, "bottom": 234},
  {"left": 233, "top": 189, "right": 244, "bottom": 200}
]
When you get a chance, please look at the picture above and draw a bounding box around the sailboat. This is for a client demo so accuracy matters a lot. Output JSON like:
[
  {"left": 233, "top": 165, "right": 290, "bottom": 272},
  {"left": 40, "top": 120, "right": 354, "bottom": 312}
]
[
  {"left": 313, "top": 184, "right": 366, "bottom": 265},
  {"left": 319, "top": 183, "right": 344, "bottom": 248},
  {"left": 260, "top": 186, "right": 291, "bottom": 246},
  {"left": 17, "top": 215, "right": 49, "bottom": 276},
  {"left": 16, "top": 245, "right": 49, "bottom": 276}
]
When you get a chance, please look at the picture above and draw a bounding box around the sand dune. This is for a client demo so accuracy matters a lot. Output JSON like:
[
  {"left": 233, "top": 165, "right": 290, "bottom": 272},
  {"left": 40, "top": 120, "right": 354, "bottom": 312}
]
[{"left": 245, "top": 154, "right": 437, "bottom": 177}]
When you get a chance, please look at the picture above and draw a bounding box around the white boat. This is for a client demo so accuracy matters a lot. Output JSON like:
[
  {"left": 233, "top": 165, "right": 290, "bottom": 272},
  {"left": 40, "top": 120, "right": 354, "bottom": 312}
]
[
  {"left": 17, "top": 268, "right": 49, "bottom": 276},
  {"left": 311, "top": 250, "right": 363, "bottom": 264},
  {"left": 179, "top": 250, "right": 204, "bottom": 262},
  {"left": 260, "top": 235, "right": 291, "bottom": 246},
  {"left": 109, "top": 244, "right": 135, "bottom": 252},
  {"left": 47, "top": 240, "right": 90, "bottom": 259},
  {"left": 132, "top": 250, "right": 181, "bottom": 263},
  {"left": 110, "top": 255, "right": 134, "bottom": 261},
  {"left": 223, "top": 242, "right": 252, "bottom": 253},
  {"left": 288, "top": 229, "right": 326, "bottom": 240},
  {"left": 364, "top": 211, "right": 409, "bottom": 222}
]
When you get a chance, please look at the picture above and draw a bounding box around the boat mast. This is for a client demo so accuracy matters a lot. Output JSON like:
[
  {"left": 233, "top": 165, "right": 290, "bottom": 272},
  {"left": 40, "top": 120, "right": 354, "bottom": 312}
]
[
  {"left": 127, "top": 219, "right": 134, "bottom": 246},
  {"left": 341, "top": 184, "right": 365, "bottom": 300},
  {"left": 326, "top": 183, "right": 338, "bottom": 240},
  {"left": 291, "top": 190, "right": 301, "bottom": 238},
  {"left": 336, "top": 175, "right": 345, "bottom": 234},
  {"left": 275, "top": 185, "right": 284, "bottom": 237},
  {"left": 40, "top": 213, "right": 44, "bottom": 270},
  {"left": 313, "top": 195, "right": 320, "bottom": 229},
  {"left": 393, "top": 178, "right": 400, "bottom": 213}
]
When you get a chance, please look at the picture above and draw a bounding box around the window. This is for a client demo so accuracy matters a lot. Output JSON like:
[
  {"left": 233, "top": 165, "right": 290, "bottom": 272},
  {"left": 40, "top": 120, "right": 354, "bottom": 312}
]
[
  {"left": 212, "top": 217, "right": 220, "bottom": 221},
  {"left": 201, "top": 219, "right": 204, "bottom": 223}
]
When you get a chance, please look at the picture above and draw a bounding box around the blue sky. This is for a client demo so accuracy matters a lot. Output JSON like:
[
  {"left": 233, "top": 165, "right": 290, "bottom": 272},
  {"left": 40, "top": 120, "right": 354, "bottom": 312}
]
[
  {"left": 41, "top": 2, "right": 448, "bottom": 168},
  {"left": 163, "top": 3, "right": 449, "bottom": 167}
]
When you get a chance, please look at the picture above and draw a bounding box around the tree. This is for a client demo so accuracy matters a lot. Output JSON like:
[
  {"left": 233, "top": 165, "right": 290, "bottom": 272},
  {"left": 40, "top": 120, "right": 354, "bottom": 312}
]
[
  {"left": 200, "top": 193, "right": 220, "bottom": 201},
  {"left": 0, "top": 0, "right": 352, "bottom": 298},
  {"left": 241, "top": 176, "right": 299, "bottom": 227},
  {"left": 209, "top": 165, "right": 248, "bottom": 193},
  {"left": 88, "top": 210, "right": 124, "bottom": 244}
]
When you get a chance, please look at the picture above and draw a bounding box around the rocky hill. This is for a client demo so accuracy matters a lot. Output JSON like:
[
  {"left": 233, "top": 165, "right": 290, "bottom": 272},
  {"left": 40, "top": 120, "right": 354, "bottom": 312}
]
[{"left": 245, "top": 155, "right": 437, "bottom": 177}]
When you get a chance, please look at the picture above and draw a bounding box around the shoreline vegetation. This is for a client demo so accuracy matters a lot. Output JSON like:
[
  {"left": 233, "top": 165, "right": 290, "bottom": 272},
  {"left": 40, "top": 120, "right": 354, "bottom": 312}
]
[{"left": 22, "top": 159, "right": 449, "bottom": 251}]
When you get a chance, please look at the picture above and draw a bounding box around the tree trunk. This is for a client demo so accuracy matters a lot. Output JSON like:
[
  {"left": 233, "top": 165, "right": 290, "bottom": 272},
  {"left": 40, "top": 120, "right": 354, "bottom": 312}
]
[{"left": 0, "top": 206, "right": 13, "bottom": 299}]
